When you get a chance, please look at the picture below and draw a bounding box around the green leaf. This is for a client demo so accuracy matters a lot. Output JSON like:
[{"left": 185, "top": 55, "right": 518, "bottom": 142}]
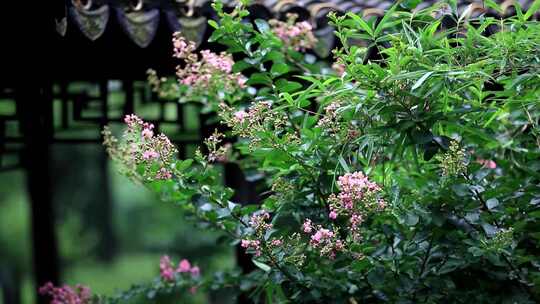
[
  {"left": 264, "top": 50, "right": 285, "bottom": 63},
  {"left": 374, "top": 2, "right": 399, "bottom": 37},
  {"left": 347, "top": 13, "right": 374, "bottom": 37},
  {"left": 146, "top": 289, "right": 156, "bottom": 299},
  {"left": 254, "top": 19, "right": 270, "bottom": 33},
  {"left": 276, "top": 79, "right": 302, "bottom": 93},
  {"left": 411, "top": 71, "right": 434, "bottom": 91},
  {"left": 232, "top": 60, "right": 253, "bottom": 73},
  {"left": 208, "top": 19, "right": 219, "bottom": 29},
  {"left": 252, "top": 259, "right": 271, "bottom": 272},
  {"left": 200, "top": 203, "right": 213, "bottom": 212},
  {"left": 411, "top": 129, "right": 433, "bottom": 144},
  {"left": 400, "top": 0, "right": 421, "bottom": 10},
  {"left": 352, "top": 259, "right": 371, "bottom": 272},
  {"left": 271, "top": 63, "right": 290, "bottom": 77},
  {"left": 176, "top": 159, "right": 193, "bottom": 171},
  {"left": 525, "top": 0, "right": 540, "bottom": 20},
  {"left": 484, "top": 0, "right": 503, "bottom": 14},
  {"left": 217, "top": 207, "right": 231, "bottom": 218},
  {"left": 405, "top": 213, "right": 419, "bottom": 226},
  {"left": 247, "top": 73, "right": 272, "bottom": 85},
  {"left": 338, "top": 155, "right": 350, "bottom": 173},
  {"left": 486, "top": 198, "right": 499, "bottom": 210},
  {"left": 468, "top": 246, "right": 484, "bottom": 257}
]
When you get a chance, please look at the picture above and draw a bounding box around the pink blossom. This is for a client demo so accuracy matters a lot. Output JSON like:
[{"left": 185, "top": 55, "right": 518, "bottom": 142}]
[
  {"left": 143, "top": 150, "right": 159, "bottom": 160},
  {"left": 332, "top": 62, "right": 346, "bottom": 76},
  {"left": 270, "top": 19, "right": 317, "bottom": 51},
  {"left": 311, "top": 228, "right": 333, "bottom": 245},
  {"left": 237, "top": 75, "right": 248, "bottom": 88},
  {"left": 271, "top": 239, "right": 283, "bottom": 246},
  {"left": 161, "top": 268, "right": 175, "bottom": 281},
  {"left": 172, "top": 33, "right": 195, "bottom": 58},
  {"left": 274, "top": 27, "right": 287, "bottom": 40},
  {"left": 311, "top": 231, "right": 322, "bottom": 242},
  {"left": 297, "top": 21, "right": 312, "bottom": 32},
  {"left": 288, "top": 26, "right": 301, "bottom": 37},
  {"left": 174, "top": 39, "right": 186, "bottom": 51},
  {"left": 329, "top": 210, "right": 338, "bottom": 220},
  {"left": 141, "top": 128, "right": 154, "bottom": 139},
  {"left": 338, "top": 192, "right": 354, "bottom": 209},
  {"left": 234, "top": 110, "right": 248, "bottom": 123},
  {"left": 249, "top": 211, "right": 272, "bottom": 232},
  {"left": 477, "top": 159, "right": 497, "bottom": 169},
  {"left": 172, "top": 33, "right": 245, "bottom": 95},
  {"left": 350, "top": 213, "right": 363, "bottom": 228},
  {"left": 178, "top": 259, "right": 191, "bottom": 273},
  {"left": 181, "top": 75, "right": 197, "bottom": 85},
  {"left": 302, "top": 219, "right": 313, "bottom": 233},
  {"left": 241, "top": 239, "right": 251, "bottom": 248},
  {"left": 156, "top": 168, "right": 172, "bottom": 180},
  {"left": 336, "top": 171, "right": 382, "bottom": 209},
  {"left": 39, "top": 282, "right": 92, "bottom": 304},
  {"left": 160, "top": 255, "right": 175, "bottom": 281},
  {"left": 240, "top": 239, "right": 261, "bottom": 256},
  {"left": 190, "top": 286, "right": 198, "bottom": 294},
  {"left": 201, "top": 50, "right": 234, "bottom": 73},
  {"left": 190, "top": 266, "right": 200, "bottom": 277},
  {"left": 160, "top": 255, "right": 171, "bottom": 267},
  {"left": 124, "top": 114, "right": 143, "bottom": 128}
]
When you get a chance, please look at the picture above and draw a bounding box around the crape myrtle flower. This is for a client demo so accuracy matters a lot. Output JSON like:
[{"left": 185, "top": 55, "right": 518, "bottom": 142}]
[{"left": 39, "top": 282, "right": 92, "bottom": 304}]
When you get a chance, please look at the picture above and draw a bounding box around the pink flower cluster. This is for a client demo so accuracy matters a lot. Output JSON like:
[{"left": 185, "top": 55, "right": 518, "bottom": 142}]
[
  {"left": 300, "top": 172, "right": 386, "bottom": 258},
  {"left": 249, "top": 210, "right": 273, "bottom": 232},
  {"left": 173, "top": 34, "right": 196, "bottom": 59},
  {"left": 201, "top": 50, "right": 233, "bottom": 73},
  {"left": 477, "top": 158, "right": 497, "bottom": 169},
  {"left": 332, "top": 62, "right": 346, "bottom": 76},
  {"left": 269, "top": 17, "right": 317, "bottom": 51},
  {"left": 241, "top": 239, "right": 262, "bottom": 257},
  {"left": 337, "top": 172, "right": 382, "bottom": 209},
  {"left": 234, "top": 110, "right": 248, "bottom": 123},
  {"left": 204, "top": 130, "right": 230, "bottom": 163},
  {"left": 172, "top": 33, "right": 247, "bottom": 96},
  {"left": 316, "top": 101, "right": 342, "bottom": 132},
  {"left": 223, "top": 101, "right": 278, "bottom": 140},
  {"left": 302, "top": 219, "right": 344, "bottom": 259},
  {"left": 271, "top": 239, "right": 283, "bottom": 246},
  {"left": 159, "top": 255, "right": 201, "bottom": 282},
  {"left": 241, "top": 210, "right": 284, "bottom": 257},
  {"left": 122, "top": 114, "right": 176, "bottom": 180},
  {"left": 330, "top": 172, "right": 386, "bottom": 240},
  {"left": 39, "top": 282, "right": 91, "bottom": 304}
]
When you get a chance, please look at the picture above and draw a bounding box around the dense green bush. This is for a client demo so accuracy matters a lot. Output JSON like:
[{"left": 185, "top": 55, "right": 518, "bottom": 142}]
[{"left": 45, "top": 1, "right": 540, "bottom": 303}]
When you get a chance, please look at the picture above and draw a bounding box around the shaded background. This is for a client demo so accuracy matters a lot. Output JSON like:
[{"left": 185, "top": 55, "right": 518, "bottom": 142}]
[{"left": 0, "top": 81, "right": 235, "bottom": 304}]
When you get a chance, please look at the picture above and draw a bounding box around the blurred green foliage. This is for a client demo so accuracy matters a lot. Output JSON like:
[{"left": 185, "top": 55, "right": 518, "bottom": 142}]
[{"left": 0, "top": 81, "right": 233, "bottom": 303}]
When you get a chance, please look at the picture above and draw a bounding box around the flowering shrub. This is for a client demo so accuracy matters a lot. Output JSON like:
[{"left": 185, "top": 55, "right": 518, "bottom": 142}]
[
  {"left": 44, "top": 1, "right": 540, "bottom": 303},
  {"left": 147, "top": 33, "right": 247, "bottom": 108},
  {"left": 103, "top": 114, "right": 177, "bottom": 181},
  {"left": 39, "top": 282, "right": 92, "bottom": 304},
  {"left": 40, "top": 256, "right": 201, "bottom": 304},
  {"left": 269, "top": 13, "right": 317, "bottom": 51},
  {"left": 148, "top": 0, "right": 334, "bottom": 113}
]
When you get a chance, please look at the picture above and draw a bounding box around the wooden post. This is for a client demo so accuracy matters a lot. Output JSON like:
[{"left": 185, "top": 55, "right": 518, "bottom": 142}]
[
  {"left": 0, "top": 268, "right": 22, "bottom": 304},
  {"left": 17, "top": 83, "right": 60, "bottom": 304},
  {"left": 97, "top": 81, "right": 117, "bottom": 262}
]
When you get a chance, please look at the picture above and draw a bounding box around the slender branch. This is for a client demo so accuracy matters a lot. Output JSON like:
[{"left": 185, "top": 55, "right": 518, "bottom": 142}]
[{"left": 411, "top": 234, "right": 434, "bottom": 302}]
